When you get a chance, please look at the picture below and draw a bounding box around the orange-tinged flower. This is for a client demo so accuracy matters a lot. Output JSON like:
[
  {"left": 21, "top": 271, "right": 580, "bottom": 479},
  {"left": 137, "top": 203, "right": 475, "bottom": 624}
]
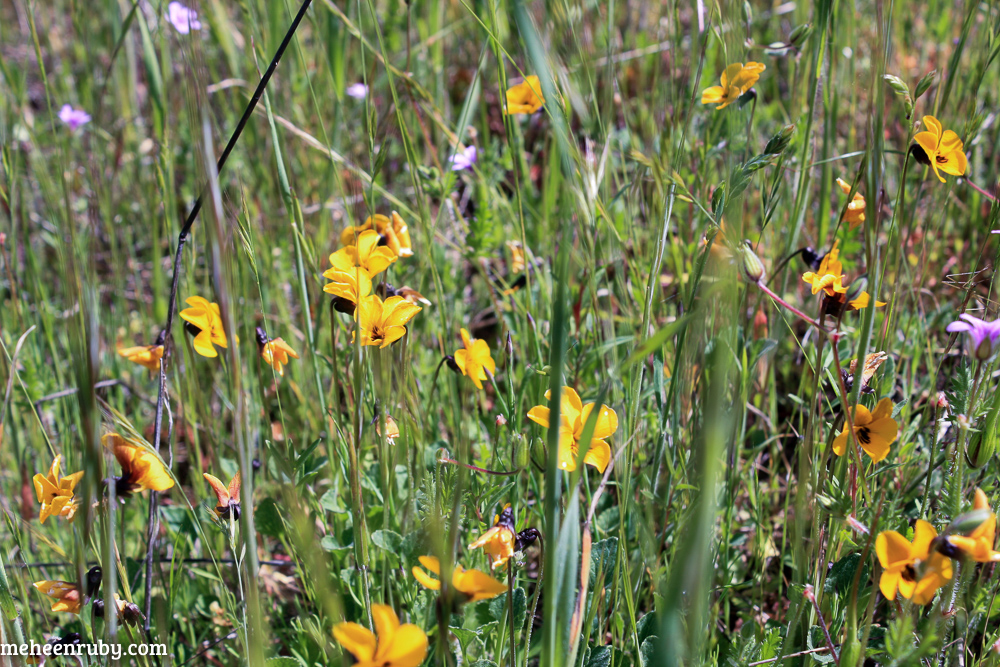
[
  {"left": 204, "top": 472, "right": 241, "bottom": 521},
  {"left": 701, "top": 62, "right": 765, "bottom": 110},
  {"left": 801, "top": 241, "right": 885, "bottom": 313},
  {"left": 33, "top": 581, "right": 83, "bottom": 614},
  {"left": 411, "top": 556, "right": 507, "bottom": 603},
  {"left": 836, "top": 178, "right": 866, "bottom": 230},
  {"left": 505, "top": 76, "right": 545, "bottom": 115},
  {"left": 329, "top": 229, "right": 397, "bottom": 278},
  {"left": 256, "top": 329, "right": 299, "bottom": 377},
  {"left": 453, "top": 328, "right": 496, "bottom": 390},
  {"left": 102, "top": 433, "right": 175, "bottom": 496},
  {"left": 354, "top": 295, "right": 421, "bottom": 349},
  {"left": 323, "top": 267, "right": 374, "bottom": 314},
  {"left": 527, "top": 386, "right": 617, "bottom": 472},
  {"left": 876, "top": 520, "right": 953, "bottom": 605},
  {"left": 117, "top": 344, "right": 164, "bottom": 372},
  {"left": 33, "top": 455, "right": 83, "bottom": 524},
  {"left": 913, "top": 115, "right": 968, "bottom": 183},
  {"left": 332, "top": 604, "right": 428, "bottom": 667},
  {"left": 947, "top": 488, "right": 1000, "bottom": 562},
  {"left": 341, "top": 213, "right": 413, "bottom": 258},
  {"left": 468, "top": 505, "right": 517, "bottom": 569},
  {"left": 179, "top": 296, "right": 233, "bottom": 358},
  {"left": 376, "top": 414, "right": 400, "bottom": 444},
  {"left": 832, "top": 397, "right": 898, "bottom": 463}
]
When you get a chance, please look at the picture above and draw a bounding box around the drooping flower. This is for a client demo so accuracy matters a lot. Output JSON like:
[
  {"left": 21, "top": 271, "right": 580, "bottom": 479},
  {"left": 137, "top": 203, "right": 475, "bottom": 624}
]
[
  {"left": 451, "top": 328, "right": 496, "bottom": 390},
  {"left": 117, "top": 344, "right": 164, "bottom": 372},
  {"left": 947, "top": 488, "right": 1000, "bottom": 562},
  {"left": 329, "top": 229, "right": 397, "bottom": 278},
  {"left": 505, "top": 76, "right": 545, "bottom": 115},
  {"left": 876, "top": 520, "right": 953, "bottom": 605},
  {"left": 801, "top": 241, "right": 885, "bottom": 314},
  {"left": 346, "top": 83, "right": 368, "bottom": 100},
  {"left": 255, "top": 328, "right": 299, "bottom": 377},
  {"left": 701, "top": 62, "right": 766, "bottom": 110},
  {"left": 448, "top": 145, "right": 477, "bottom": 172},
  {"left": 467, "top": 506, "right": 540, "bottom": 571},
  {"left": 204, "top": 472, "right": 241, "bottom": 521},
  {"left": 354, "top": 295, "right": 421, "bottom": 349},
  {"left": 167, "top": 1, "right": 202, "bottom": 33},
  {"left": 33, "top": 581, "right": 83, "bottom": 614},
  {"left": 179, "top": 296, "right": 232, "bottom": 358},
  {"left": 332, "top": 604, "right": 428, "bottom": 667},
  {"left": 836, "top": 177, "right": 866, "bottom": 230},
  {"left": 832, "top": 397, "right": 898, "bottom": 463},
  {"left": 340, "top": 214, "right": 413, "bottom": 259},
  {"left": 324, "top": 267, "right": 374, "bottom": 314},
  {"left": 912, "top": 115, "right": 967, "bottom": 183},
  {"left": 93, "top": 595, "right": 144, "bottom": 626},
  {"left": 376, "top": 414, "right": 400, "bottom": 444},
  {"left": 103, "top": 433, "right": 175, "bottom": 497},
  {"left": 411, "top": 556, "right": 507, "bottom": 603},
  {"left": 33, "top": 456, "right": 83, "bottom": 524},
  {"left": 527, "top": 386, "right": 618, "bottom": 472},
  {"left": 946, "top": 313, "right": 1000, "bottom": 361},
  {"left": 58, "top": 105, "right": 91, "bottom": 131}
]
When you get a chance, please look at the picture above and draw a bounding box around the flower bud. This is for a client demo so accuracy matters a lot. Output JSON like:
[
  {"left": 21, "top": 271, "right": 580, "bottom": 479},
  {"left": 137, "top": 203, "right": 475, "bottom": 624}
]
[
  {"left": 495, "top": 414, "right": 507, "bottom": 428},
  {"left": 737, "top": 241, "right": 766, "bottom": 284},
  {"left": 515, "top": 435, "right": 529, "bottom": 468}
]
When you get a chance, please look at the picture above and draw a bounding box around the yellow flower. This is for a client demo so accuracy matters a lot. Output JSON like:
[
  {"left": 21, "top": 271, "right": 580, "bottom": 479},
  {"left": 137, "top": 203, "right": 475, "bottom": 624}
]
[
  {"left": 117, "top": 344, "right": 164, "bottom": 372},
  {"left": 341, "top": 214, "right": 414, "bottom": 258},
  {"left": 876, "top": 520, "right": 953, "bottom": 605},
  {"left": 836, "top": 178, "right": 866, "bottom": 230},
  {"left": 332, "top": 604, "right": 428, "bottom": 667},
  {"left": 801, "top": 242, "right": 885, "bottom": 312},
  {"left": 947, "top": 488, "right": 1000, "bottom": 562},
  {"left": 505, "top": 75, "right": 545, "bottom": 115},
  {"left": 256, "top": 329, "right": 299, "bottom": 377},
  {"left": 527, "top": 386, "right": 617, "bottom": 472},
  {"left": 832, "top": 397, "right": 898, "bottom": 463},
  {"left": 329, "top": 229, "right": 397, "bottom": 278},
  {"left": 33, "top": 455, "right": 83, "bottom": 524},
  {"left": 179, "top": 296, "right": 233, "bottom": 358},
  {"left": 103, "top": 433, "right": 175, "bottom": 496},
  {"left": 411, "top": 556, "right": 507, "bottom": 603},
  {"left": 323, "top": 267, "right": 374, "bottom": 314},
  {"left": 453, "top": 328, "right": 496, "bottom": 390},
  {"left": 204, "top": 472, "right": 241, "bottom": 521},
  {"left": 913, "top": 115, "right": 968, "bottom": 183},
  {"left": 468, "top": 505, "right": 517, "bottom": 569},
  {"left": 701, "top": 62, "right": 766, "bottom": 110},
  {"left": 354, "top": 295, "right": 422, "bottom": 349},
  {"left": 33, "top": 581, "right": 83, "bottom": 614}
]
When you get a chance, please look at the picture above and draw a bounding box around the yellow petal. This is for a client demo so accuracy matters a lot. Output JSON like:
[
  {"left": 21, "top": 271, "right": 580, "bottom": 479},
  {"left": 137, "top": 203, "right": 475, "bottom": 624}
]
[
  {"left": 332, "top": 623, "right": 377, "bottom": 662},
  {"left": 584, "top": 439, "right": 612, "bottom": 473},
  {"left": 378, "top": 624, "right": 429, "bottom": 667},
  {"left": 876, "top": 530, "right": 912, "bottom": 569}
]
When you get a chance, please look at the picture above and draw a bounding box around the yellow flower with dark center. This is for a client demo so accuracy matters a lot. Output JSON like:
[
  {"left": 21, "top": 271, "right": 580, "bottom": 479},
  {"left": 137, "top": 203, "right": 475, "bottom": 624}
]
[
  {"left": 411, "top": 556, "right": 507, "bottom": 603},
  {"left": 33, "top": 455, "right": 83, "bottom": 524},
  {"left": 332, "top": 603, "right": 428, "bottom": 667},
  {"left": 103, "top": 433, "right": 175, "bottom": 496},
  {"left": 876, "top": 519, "right": 953, "bottom": 605},
  {"left": 179, "top": 296, "right": 232, "bottom": 358},
  {"left": 204, "top": 472, "right": 241, "bottom": 521},
  {"left": 117, "top": 344, "right": 164, "bottom": 372},
  {"left": 701, "top": 62, "right": 766, "bottom": 110},
  {"left": 832, "top": 397, "right": 898, "bottom": 463},
  {"left": 354, "top": 295, "right": 422, "bottom": 348},
  {"left": 836, "top": 178, "right": 866, "bottom": 230},
  {"left": 323, "top": 267, "right": 374, "bottom": 314},
  {"left": 33, "top": 581, "right": 83, "bottom": 614},
  {"left": 801, "top": 242, "right": 885, "bottom": 312},
  {"left": 453, "top": 328, "right": 496, "bottom": 390},
  {"left": 468, "top": 505, "right": 517, "bottom": 569},
  {"left": 341, "top": 213, "right": 414, "bottom": 258},
  {"left": 527, "top": 386, "right": 618, "bottom": 472},
  {"left": 947, "top": 488, "right": 1000, "bottom": 562},
  {"left": 329, "top": 229, "right": 397, "bottom": 278},
  {"left": 913, "top": 115, "right": 968, "bottom": 183},
  {"left": 505, "top": 75, "right": 545, "bottom": 115},
  {"left": 256, "top": 329, "right": 299, "bottom": 377}
]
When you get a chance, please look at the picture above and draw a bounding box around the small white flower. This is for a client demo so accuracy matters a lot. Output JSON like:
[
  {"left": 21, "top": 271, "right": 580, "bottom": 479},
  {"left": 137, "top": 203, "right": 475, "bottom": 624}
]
[{"left": 346, "top": 82, "right": 368, "bottom": 100}]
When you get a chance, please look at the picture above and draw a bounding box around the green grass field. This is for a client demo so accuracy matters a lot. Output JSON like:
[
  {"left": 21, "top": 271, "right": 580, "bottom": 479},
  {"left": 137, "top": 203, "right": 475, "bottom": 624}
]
[{"left": 4, "top": 0, "right": 1000, "bottom": 665}]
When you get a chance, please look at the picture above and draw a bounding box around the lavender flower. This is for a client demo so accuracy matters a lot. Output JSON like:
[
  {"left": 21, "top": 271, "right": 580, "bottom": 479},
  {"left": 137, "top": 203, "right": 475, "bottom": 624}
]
[
  {"left": 346, "top": 83, "right": 368, "bottom": 100},
  {"left": 168, "top": 2, "right": 202, "bottom": 34},
  {"left": 447, "top": 145, "right": 477, "bottom": 172},
  {"left": 947, "top": 313, "right": 1000, "bottom": 361},
  {"left": 58, "top": 105, "right": 91, "bottom": 131}
]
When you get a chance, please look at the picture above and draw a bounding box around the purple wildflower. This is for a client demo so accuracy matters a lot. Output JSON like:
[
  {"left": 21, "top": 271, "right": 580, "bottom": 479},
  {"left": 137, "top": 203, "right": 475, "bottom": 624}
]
[
  {"left": 447, "top": 145, "right": 477, "bottom": 172},
  {"left": 168, "top": 2, "right": 202, "bottom": 34},
  {"left": 946, "top": 313, "right": 1000, "bottom": 361},
  {"left": 346, "top": 83, "right": 368, "bottom": 100},
  {"left": 58, "top": 105, "right": 91, "bottom": 131}
]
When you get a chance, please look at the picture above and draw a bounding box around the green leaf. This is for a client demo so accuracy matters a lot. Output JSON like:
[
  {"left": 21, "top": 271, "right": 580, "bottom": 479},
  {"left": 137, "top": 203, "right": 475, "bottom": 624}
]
[
  {"left": 255, "top": 498, "right": 285, "bottom": 538},
  {"left": 488, "top": 587, "right": 526, "bottom": 629},
  {"left": 586, "top": 645, "right": 612, "bottom": 667},
  {"left": 588, "top": 537, "right": 618, "bottom": 587},
  {"left": 639, "top": 637, "right": 658, "bottom": 667},
  {"left": 371, "top": 529, "right": 404, "bottom": 553}
]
